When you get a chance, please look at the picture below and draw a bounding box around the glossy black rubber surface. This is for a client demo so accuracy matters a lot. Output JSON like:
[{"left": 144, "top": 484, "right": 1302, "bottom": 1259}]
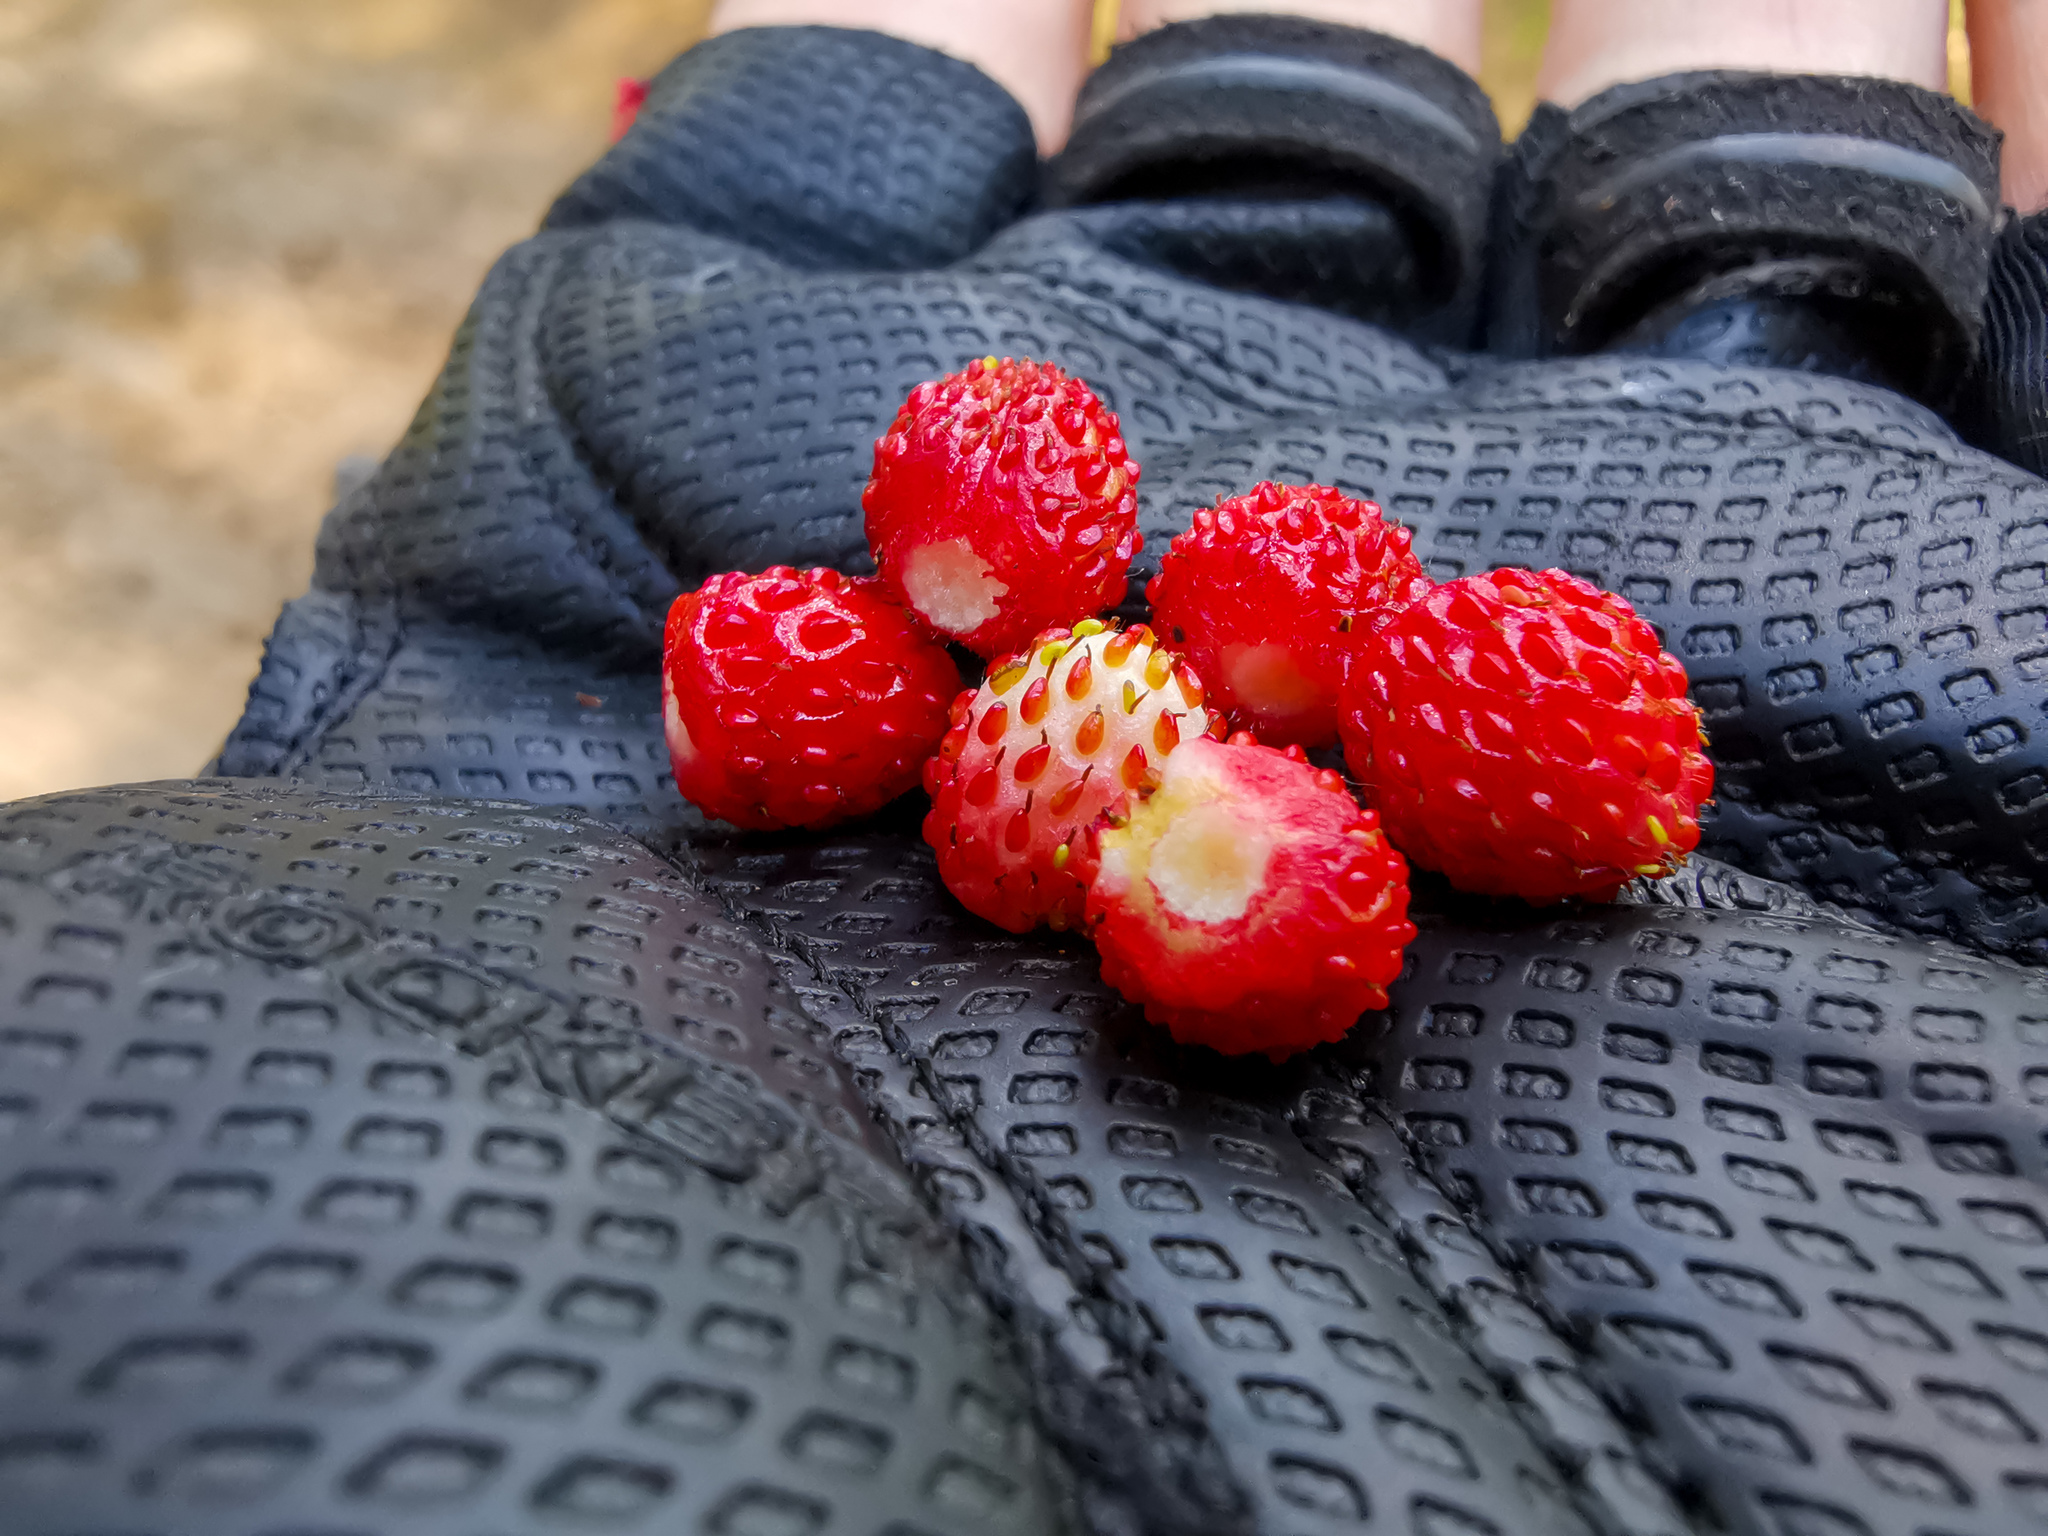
[
  {"left": 695, "top": 821, "right": 1691, "bottom": 1536},
  {"left": 1373, "top": 898, "right": 2048, "bottom": 1536},
  {"left": 11, "top": 774, "right": 2048, "bottom": 1536},
  {"left": 0, "top": 782, "right": 1066, "bottom": 1536},
  {"left": 687, "top": 822, "right": 2048, "bottom": 1536}
]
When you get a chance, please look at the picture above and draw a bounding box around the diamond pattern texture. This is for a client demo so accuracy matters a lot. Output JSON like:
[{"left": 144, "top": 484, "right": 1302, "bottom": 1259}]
[
  {"left": 0, "top": 783, "right": 1064, "bottom": 1536},
  {"left": 689, "top": 826, "right": 2048, "bottom": 1536},
  {"left": 229, "top": 197, "right": 2048, "bottom": 957}
]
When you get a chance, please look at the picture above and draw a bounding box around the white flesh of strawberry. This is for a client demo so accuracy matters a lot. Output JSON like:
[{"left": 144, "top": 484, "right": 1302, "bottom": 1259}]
[
  {"left": 662, "top": 668, "right": 707, "bottom": 778},
  {"left": 1219, "top": 639, "right": 1321, "bottom": 722},
  {"left": 1148, "top": 802, "right": 1272, "bottom": 922},
  {"left": 1096, "top": 738, "right": 1272, "bottom": 931},
  {"left": 903, "top": 537, "right": 1007, "bottom": 636}
]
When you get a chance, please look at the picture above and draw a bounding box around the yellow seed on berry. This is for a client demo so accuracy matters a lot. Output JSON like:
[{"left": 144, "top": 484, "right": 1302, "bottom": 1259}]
[
  {"left": 1019, "top": 677, "right": 1049, "bottom": 725},
  {"left": 1122, "top": 680, "right": 1139, "bottom": 714},
  {"left": 1144, "top": 649, "right": 1174, "bottom": 689},
  {"left": 1076, "top": 708, "right": 1105, "bottom": 756},
  {"left": 1065, "top": 652, "right": 1094, "bottom": 699},
  {"left": 1039, "top": 638, "right": 1070, "bottom": 666},
  {"left": 989, "top": 661, "right": 1027, "bottom": 695},
  {"left": 1072, "top": 618, "right": 1105, "bottom": 638},
  {"left": 1647, "top": 814, "right": 1670, "bottom": 845},
  {"left": 1052, "top": 841, "right": 1071, "bottom": 870}
]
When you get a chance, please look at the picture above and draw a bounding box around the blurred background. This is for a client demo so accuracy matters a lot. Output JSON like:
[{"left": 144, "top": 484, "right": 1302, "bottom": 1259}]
[{"left": 0, "top": 0, "right": 1966, "bottom": 801}]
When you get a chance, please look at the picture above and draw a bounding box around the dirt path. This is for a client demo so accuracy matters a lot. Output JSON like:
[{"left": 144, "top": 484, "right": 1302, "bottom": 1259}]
[{"left": 0, "top": 0, "right": 713, "bottom": 799}]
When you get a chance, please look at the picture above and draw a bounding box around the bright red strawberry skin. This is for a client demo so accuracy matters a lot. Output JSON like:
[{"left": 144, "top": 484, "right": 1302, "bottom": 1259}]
[
  {"left": 923, "top": 621, "right": 1218, "bottom": 933},
  {"left": 663, "top": 566, "right": 959, "bottom": 831},
  {"left": 1147, "top": 482, "right": 1429, "bottom": 747},
  {"left": 1340, "top": 567, "right": 1715, "bottom": 903},
  {"left": 863, "top": 358, "right": 1140, "bottom": 658},
  {"left": 1084, "top": 734, "right": 1415, "bottom": 1060}
]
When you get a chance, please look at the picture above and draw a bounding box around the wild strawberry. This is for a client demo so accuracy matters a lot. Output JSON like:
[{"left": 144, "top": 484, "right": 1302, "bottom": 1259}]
[
  {"left": 1147, "top": 482, "right": 1428, "bottom": 746},
  {"left": 663, "top": 566, "right": 959, "bottom": 831},
  {"left": 923, "top": 619, "right": 1218, "bottom": 932},
  {"left": 863, "top": 357, "right": 1140, "bottom": 657},
  {"left": 1341, "top": 567, "right": 1715, "bottom": 903},
  {"left": 1084, "top": 733, "right": 1415, "bottom": 1060}
]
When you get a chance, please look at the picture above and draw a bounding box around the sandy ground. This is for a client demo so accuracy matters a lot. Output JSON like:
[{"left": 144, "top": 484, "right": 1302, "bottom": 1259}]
[
  {"left": 0, "top": 0, "right": 716, "bottom": 800},
  {"left": 0, "top": 0, "right": 1730, "bottom": 802}
]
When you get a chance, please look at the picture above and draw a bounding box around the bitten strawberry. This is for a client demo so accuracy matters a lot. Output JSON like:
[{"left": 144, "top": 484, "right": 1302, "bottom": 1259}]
[
  {"left": 1147, "top": 482, "right": 1428, "bottom": 746},
  {"left": 1341, "top": 567, "right": 1714, "bottom": 903},
  {"left": 1084, "top": 734, "right": 1414, "bottom": 1060},
  {"left": 864, "top": 357, "right": 1140, "bottom": 657},
  {"left": 663, "top": 567, "right": 959, "bottom": 830},
  {"left": 923, "top": 619, "right": 1218, "bottom": 932}
]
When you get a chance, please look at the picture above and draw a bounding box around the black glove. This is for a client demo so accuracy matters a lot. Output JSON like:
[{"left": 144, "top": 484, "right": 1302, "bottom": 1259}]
[
  {"left": 1967, "top": 209, "right": 2048, "bottom": 477},
  {"left": 3, "top": 22, "right": 2045, "bottom": 1536}
]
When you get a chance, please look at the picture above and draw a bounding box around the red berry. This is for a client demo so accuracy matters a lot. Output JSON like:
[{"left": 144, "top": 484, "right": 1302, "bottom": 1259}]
[
  {"left": 1147, "top": 482, "right": 1428, "bottom": 747},
  {"left": 863, "top": 357, "right": 1140, "bottom": 658},
  {"left": 1084, "top": 734, "right": 1415, "bottom": 1060},
  {"left": 663, "top": 566, "right": 959, "bottom": 830},
  {"left": 610, "top": 77, "right": 649, "bottom": 142},
  {"left": 923, "top": 620, "right": 1219, "bottom": 932},
  {"left": 1340, "top": 567, "right": 1715, "bottom": 903}
]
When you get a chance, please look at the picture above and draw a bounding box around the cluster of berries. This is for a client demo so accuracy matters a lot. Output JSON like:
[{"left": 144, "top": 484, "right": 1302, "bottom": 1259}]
[{"left": 663, "top": 357, "right": 1715, "bottom": 1059}]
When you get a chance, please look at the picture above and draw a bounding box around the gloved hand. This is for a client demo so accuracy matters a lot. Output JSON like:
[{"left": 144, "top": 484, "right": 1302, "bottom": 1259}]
[{"left": 4, "top": 21, "right": 2046, "bottom": 1536}]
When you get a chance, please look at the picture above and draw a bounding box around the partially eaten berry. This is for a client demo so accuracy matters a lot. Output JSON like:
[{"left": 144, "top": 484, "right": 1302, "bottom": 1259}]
[
  {"left": 923, "top": 620, "right": 1218, "bottom": 932},
  {"left": 1084, "top": 733, "right": 1415, "bottom": 1059},
  {"left": 864, "top": 357, "right": 1140, "bottom": 657},
  {"left": 1147, "top": 481, "right": 1428, "bottom": 746}
]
